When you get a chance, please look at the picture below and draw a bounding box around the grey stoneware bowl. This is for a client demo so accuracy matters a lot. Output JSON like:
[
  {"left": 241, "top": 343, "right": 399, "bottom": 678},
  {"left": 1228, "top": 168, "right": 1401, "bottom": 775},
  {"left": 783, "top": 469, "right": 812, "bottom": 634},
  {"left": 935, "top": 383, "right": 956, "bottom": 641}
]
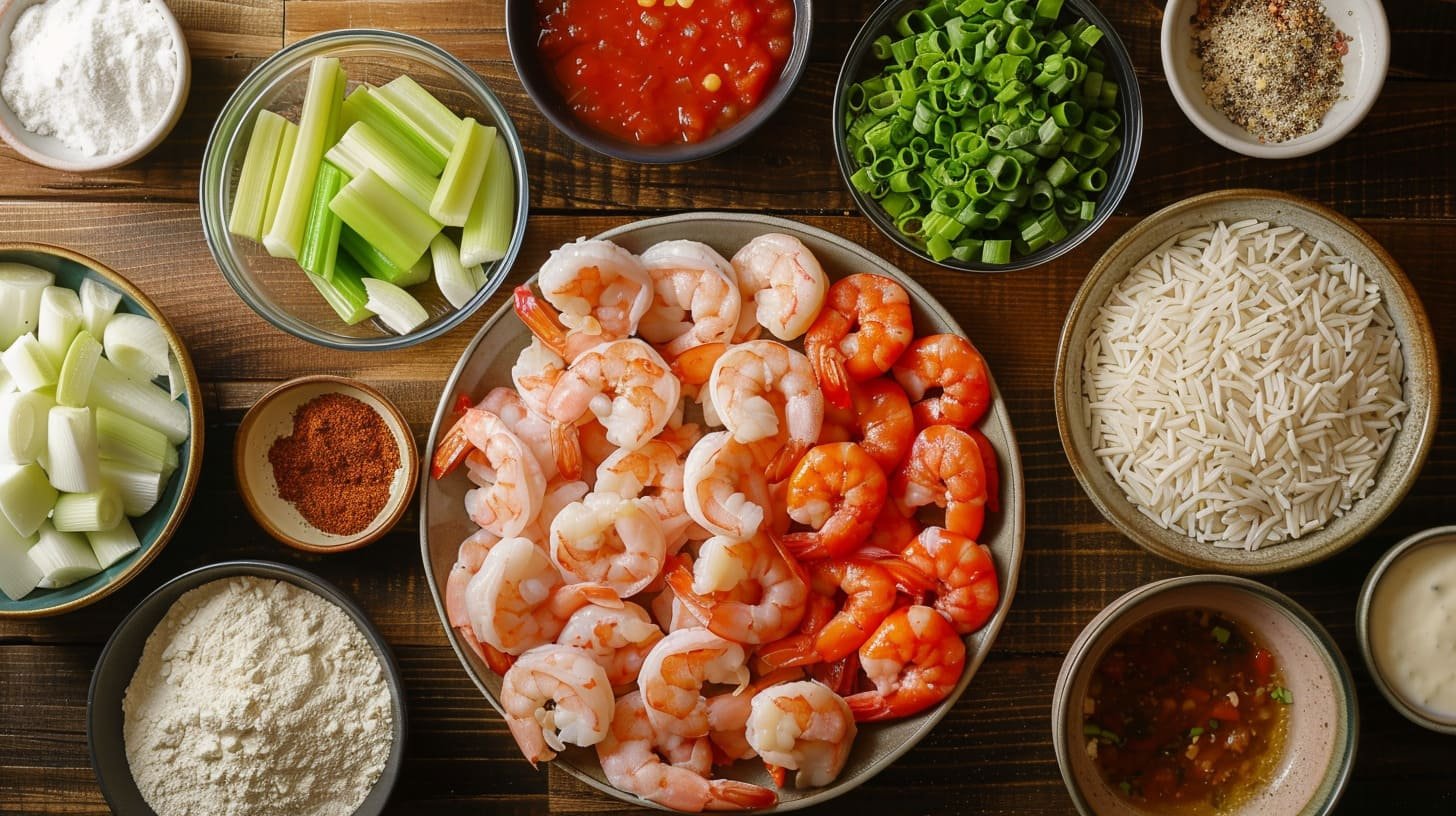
[
  {"left": 419, "top": 212, "right": 1026, "bottom": 811},
  {"left": 1053, "top": 575, "right": 1359, "bottom": 816},
  {"left": 1054, "top": 189, "right": 1439, "bottom": 574},
  {"left": 87, "top": 560, "right": 407, "bottom": 816},
  {"left": 504, "top": 0, "right": 813, "bottom": 164},
  {"left": 833, "top": 0, "right": 1143, "bottom": 273}
]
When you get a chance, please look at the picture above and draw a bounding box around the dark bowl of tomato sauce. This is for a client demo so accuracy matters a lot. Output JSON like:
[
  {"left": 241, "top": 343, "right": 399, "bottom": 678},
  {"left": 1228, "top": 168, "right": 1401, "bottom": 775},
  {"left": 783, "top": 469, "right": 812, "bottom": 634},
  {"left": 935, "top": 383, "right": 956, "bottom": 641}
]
[
  {"left": 1052, "top": 575, "right": 1359, "bottom": 816},
  {"left": 507, "top": 0, "right": 812, "bottom": 164}
]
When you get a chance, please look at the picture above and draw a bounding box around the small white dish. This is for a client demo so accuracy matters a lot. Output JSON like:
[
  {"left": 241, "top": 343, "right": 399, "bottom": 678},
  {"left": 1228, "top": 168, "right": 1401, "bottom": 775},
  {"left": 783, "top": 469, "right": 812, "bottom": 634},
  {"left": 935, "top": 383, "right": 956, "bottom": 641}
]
[
  {"left": 0, "top": 0, "right": 191, "bottom": 172},
  {"left": 1161, "top": 0, "right": 1388, "bottom": 159}
]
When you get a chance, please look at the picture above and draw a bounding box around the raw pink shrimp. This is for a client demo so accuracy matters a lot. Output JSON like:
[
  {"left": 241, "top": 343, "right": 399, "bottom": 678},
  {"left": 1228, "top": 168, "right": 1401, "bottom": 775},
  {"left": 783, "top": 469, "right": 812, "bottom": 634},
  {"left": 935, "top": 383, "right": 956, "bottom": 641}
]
[
  {"left": 803, "top": 273, "right": 913, "bottom": 410},
  {"left": 817, "top": 376, "right": 916, "bottom": 473},
  {"left": 455, "top": 409, "right": 546, "bottom": 538},
  {"left": 892, "top": 425, "right": 989, "bottom": 540},
  {"left": 549, "top": 492, "right": 668, "bottom": 598},
  {"left": 891, "top": 334, "right": 992, "bottom": 429},
  {"left": 639, "top": 627, "right": 750, "bottom": 739},
  {"left": 514, "top": 238, "right": 652, "bottom": 360},
  {"left": 781, "top": 442, "right": 887, "bottom": 560},
  {"left": 756, "top": 558, "right": 926, "bottom": 668},
  {"left": 637, "top": 240, "right": 742, "bottom": 359},
  {"left": 845, "top": 605, "right": 967, "bottom": 722},
  {"left": 594, "top": 439, "right": 694, "bottom": 548},
  {"left": 500, "top": 643, "right": 615, "bottom": 766},
  {"left": 900, "top": 527, "right": 999, "bottom": 634},
  {"left": 707, "top": 340, "right": 824, "bottom": 481},
  {"left": 547, "top": 338, "right": 681, "bottom": 452},
  {"left": 682, "top": 431, "right": 773, "bottom": 542},
  {"left": 704, "top": 668, "right": 804, "bottom": 765},
  {"left": 464, "top": 536, "right": 620, "bottom": 656},
  {"left": 557, "top": 601, "right": 665, "bottom": 690},
  {"left": 745, "top": 680, "right": 857, "bottom": 789},
  {"left": 667, "top": 533, "right": 809, "bottom": 645},
  {"left": 730, "top": 233, "right": 829, "bottom": 342}
]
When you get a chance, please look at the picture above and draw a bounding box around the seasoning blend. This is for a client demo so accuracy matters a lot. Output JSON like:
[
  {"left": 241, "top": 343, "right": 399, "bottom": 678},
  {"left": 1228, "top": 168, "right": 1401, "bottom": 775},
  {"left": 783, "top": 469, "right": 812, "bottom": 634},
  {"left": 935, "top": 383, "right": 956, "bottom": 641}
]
[{"left": 268, "top": 392, "right": 401, "bottom": 538}]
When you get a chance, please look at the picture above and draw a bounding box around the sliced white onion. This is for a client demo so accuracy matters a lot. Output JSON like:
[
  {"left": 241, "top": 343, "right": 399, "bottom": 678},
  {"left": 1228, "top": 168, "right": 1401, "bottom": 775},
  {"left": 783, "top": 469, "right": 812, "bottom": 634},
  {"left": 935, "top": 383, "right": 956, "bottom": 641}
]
[{"left": 362, "top": 277, "right": 429, "bottom": 335}]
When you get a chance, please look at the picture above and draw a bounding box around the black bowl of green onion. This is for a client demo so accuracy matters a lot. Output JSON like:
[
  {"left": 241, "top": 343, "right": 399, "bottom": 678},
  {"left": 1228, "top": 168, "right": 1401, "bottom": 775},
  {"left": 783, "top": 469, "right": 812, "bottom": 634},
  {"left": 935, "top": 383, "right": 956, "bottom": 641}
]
[{"left": 835, "top": 0, "right": 1142, "bottom": 272}]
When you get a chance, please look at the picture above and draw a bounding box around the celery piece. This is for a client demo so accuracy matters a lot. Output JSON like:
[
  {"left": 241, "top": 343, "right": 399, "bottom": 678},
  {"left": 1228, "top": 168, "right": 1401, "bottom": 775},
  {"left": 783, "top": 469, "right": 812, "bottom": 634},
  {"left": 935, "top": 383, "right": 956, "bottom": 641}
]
[
  {"left": 342, "top": 84, "right": 448, "bottom": 175},
  {"left": 340, "top": 226, "right": 431, "bottom": 288},
  {"left": 430, "top": 118, "right": 496, "bottom": 227},
  {"left": 361, "top": 277, "right": 429, "bottom": 335},
  {"left": 37, "top": 286, "right": 83, "bottom": 364},
  {"left": 0, "top": 462, "right": 58, "bottom": 536},
  {"left": 79, "top": 278, "right": 122, "bottom": 343},
  {"left": 306, "top": 252, "right": 375, "bottom": 326},
  {"left": 0, "top": 516, "right": 41, "bottom": 600},
  {"left": 328, "top": 169, "right": 441, "bottom": 271},
  {"left": 47, "top": 406, "right": 100, "bottom": 493},
  {"left": 0, "top": 391, "right": 53, "bottom": 464},
  {"left": 374, "top": 75, "right": 462, "bottom": 160},
  {"left": 429, "top": 233, "right": 483, "bottom": 309},
  {"left": 2, "top": 334, "right": 57, "bottom": 393},
  {"left": 262, "top": 119, "right": 300, "bottom": 237},
  {"left": 103, "top": 314, "right": 170, "bottom": 381},
  {"left": 30, "top": 522, "right": 100, "bottom": 589},
  {"left": 99, "top": 459, "right": 163, "bottom": 517},
  {"left": 326, "top": 121, "right": 439, "bottom": 212},
  {"left": 228, "top": 110, "right": 289, "bottom": 242},
  {"left": 460, "top": 133, "right": 515, "bottom": 266},
  {"left": 96, "top": 406, "right": 171, "bottom": 472},
  {"left": 299, "top": 162, "right": 350, "bottom": 280},
  {"left": 0, "top": 263, "right": 54, "bottom": 347},
  {"left": 262, "top": 57, "right": 345, "bottom": 260},
  {"left": 56, "top": 331, "right": 101, "bottom": 408},
  {"left": 87, "top": 518, "right": 140, "bottom": 569},
  {"left": 52, "top": 488, "right": 123, "bottom": 533},
  {"left": 89, "top": 357, "right": 190, "bottom": 445}
]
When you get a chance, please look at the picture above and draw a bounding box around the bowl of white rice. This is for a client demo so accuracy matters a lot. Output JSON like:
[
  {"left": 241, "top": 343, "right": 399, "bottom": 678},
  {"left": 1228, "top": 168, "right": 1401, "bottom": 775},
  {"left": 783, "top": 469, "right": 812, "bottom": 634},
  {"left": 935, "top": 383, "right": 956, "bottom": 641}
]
[{"left": 1055, "top": 189, "right": 1438, "bottom": 573}]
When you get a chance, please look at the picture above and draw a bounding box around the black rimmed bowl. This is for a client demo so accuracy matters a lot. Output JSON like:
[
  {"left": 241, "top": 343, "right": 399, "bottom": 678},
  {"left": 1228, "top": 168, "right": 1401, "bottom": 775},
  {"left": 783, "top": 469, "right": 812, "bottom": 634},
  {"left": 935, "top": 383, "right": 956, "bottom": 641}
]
[
  {"left": 505, "top": 0, "right": 814, "bottom": 164},
  {"left": 833, "top": 0, "right": 1142, "bottom": 272},
  {"left": 88, "top": 560, "right": 407, "bottom": 816}
]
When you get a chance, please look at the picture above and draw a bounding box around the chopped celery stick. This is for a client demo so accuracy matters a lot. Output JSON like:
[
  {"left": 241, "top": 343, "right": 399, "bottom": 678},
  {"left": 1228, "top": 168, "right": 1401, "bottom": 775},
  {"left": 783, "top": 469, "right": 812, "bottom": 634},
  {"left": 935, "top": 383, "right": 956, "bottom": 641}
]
[
  {"left": 87, "top": 518, "right": 140, "bottom": 569},
  {"left": 100, "top": 459, "right": 163, "bottom": 516},
  {"left": 430, "top": 118, "right": 495, "bottom": 227},
  {"left": 340, "top": 226, "right": 431, "bottom": 287},
  {"left": 0, "top": 516, "right": 41, "bottom": 600},
  {"left": 89, "top": 358, "right": 190, "bottom": 444},
  {"left": 0, "top": 391, "right": 52, "bottom": 464},
  {"left": 430, "top": 233, "right": 483, "bottom": 309},
  {"left": 53, "top": 488, "right": 123, "bottom": 532},
  {"left": 2, "top": 334, "right": 57, "bottom": 392},
  {"left": 79, "top": 278, "right": 122, "bottom": 342},
  {"left": 329, "top": 169, "right": 441, "bottom": 270},
  {"left": 262, "top": 57, "right": 345, "bottom": 260},
  {"left": 460, "top": 134, "right": 515, "bottom": 266},
  {"left": 103, "top": 314, "right": 169, "bottom": 380},
  {"left": 361, "top": 277, "right": 429, "bottom": 335},
  {"left": 0, "top": 462, "right": 58, "bottom": 536},
  {"left": 0, "top": 263, "right": 54, "bottom": 347},
  {"left": 299, "top": 162, "right": 350, "bottom": 280},
  {"left": 326, "top": 121, "right": 438, "bottom": 212},
  {"left": 96, "top": 406, "right": 170, "bottom": 471},
  {"left": 262, "top": 119, "right": 300, "bottom": 237},
  {"left": 47, "top": 406, "right": 100, "bottom": 493},
  {"left": 56, "top": 331, "right": 101, "bottom": 408},
  {"left": 306, "top": 252, "right": 375, "bottom": 325},
  {"left": 375, "top": 75, "right": 461, "bottom": 160},
  {"left": 342, "top": 84, "right": 448, "bottom": 175},
  {"left": 30, "top": 522, "right": 100, "bottom": 589},
  {"left": 228, "top": 109, "right": 289, "bottom": 242},
  {"left": 37, "top": 286, "right": 82, "bottom": 364}
]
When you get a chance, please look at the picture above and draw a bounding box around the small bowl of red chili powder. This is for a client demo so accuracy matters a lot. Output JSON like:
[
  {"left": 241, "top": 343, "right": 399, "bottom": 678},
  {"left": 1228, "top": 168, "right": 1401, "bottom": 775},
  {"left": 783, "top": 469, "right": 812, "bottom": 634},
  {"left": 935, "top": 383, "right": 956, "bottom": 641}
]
[{"left": 235, "top": 376, "right": 418, "bottom": 553}]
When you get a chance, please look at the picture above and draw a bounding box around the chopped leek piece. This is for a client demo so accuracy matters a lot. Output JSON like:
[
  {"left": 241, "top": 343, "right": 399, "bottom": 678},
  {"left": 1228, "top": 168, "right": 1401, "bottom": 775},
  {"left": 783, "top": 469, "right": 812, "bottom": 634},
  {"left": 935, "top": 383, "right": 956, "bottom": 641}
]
[
  {"left": 103, "top": 314, "right": 170, "bottom": 381},
  {"left": 0, "top": 515, "right": 41, "bottom": 600},
  {"left": 228, "top": 109, "right": 290, "bottom": 242},
  {"left": 262, "top": 119, "right": 300, "bottom": 236},
  {"left": 328, "top": 169, "right": 442, "bottom": 271},
  {"left": 1, "top": 334, "right": 57, "bottom": 392},
  {"left": 100, "top": 459, "right": 163, "bottom": 516},
  {"left": 56, "top": 331, "right": 102, "bottom": 407},
  {"left": 306, "top": 252, "right": 375, "bottom": 326},
  {"left": 87, "top": 517, "right": 140, "bottom": 569},
  {"left": 79, "top": 278, "right": 122, "bottom": 342},
  {"left": 30, "top": 522, "right": 100, "bottom": 589},
  {"left": 375, "top": 75, "right": 462, "bottom": 160},
  {"left": 430, "top": 233, "right": 483, "bottom": 309},
  {"left": 0, "top": 391, "right": 53, "bottom": 464},
  {"left": 0, "top": 358, "right": 14, "bottom": 395},
  {"left": 0, "top": 462, "right": 58, "bottom": 536},
  {"left": 326, "top": 121, "right": 439, "bottom": 212},
  {"left": 430, "top": 118, "right": 496, "bottom": 227},
  {"left": 89, "top": 358, "right": 190, "bottom": 445},
  {"left": 167, "top": 353, "right": 184, "bottom": 400},
  {"left": 52, "top": 488, "right": 123, "bottom": 532},
  {"left": 47, "top": 406, "right": 100, "bottom": 493},
  {"left": 96, "top": 406, "right": 170, "bottom": 471},
  {"left": 262, "top": 57, "right": 345, "bottom": 260},
  {"left": 299, "top": 162, "right": 350, "bottom": 280},
  {"left": 460, "top": 133, "right": 515, "bottom": 266},
  {"left": 361, "top": 277, "right": 429, "bottom": 335},
  {"left": 340, "top": 226, "right": 431, "bottom": 287},
  {"left": 37, "top": 286, "right": 82, "bottom": 364},
  {"left": 162, "top": 443, "right": 178, "bottom": 478},
  {"left": 0, "top": 263, "right": 54, "bottom": 347},
  {"left": 342, "top": 84, "right": 448, "bottom": 175}
]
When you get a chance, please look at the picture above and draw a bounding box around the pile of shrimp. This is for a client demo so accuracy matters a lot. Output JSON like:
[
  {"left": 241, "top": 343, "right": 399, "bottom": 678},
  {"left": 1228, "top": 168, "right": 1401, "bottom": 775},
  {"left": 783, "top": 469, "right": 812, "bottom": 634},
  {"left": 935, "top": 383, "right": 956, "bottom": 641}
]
[{"left": 433, "top": 233, "right": 1003, "bottom": 812}]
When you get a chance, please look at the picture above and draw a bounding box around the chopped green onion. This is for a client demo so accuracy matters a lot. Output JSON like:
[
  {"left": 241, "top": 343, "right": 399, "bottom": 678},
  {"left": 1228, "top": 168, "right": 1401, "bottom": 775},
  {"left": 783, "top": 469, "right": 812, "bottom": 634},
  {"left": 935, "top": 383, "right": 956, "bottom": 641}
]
[
  {"left": 1212, "top": 625, "right": 1231, "bottom": 644},
  {"left": 228, "top": 110, "right": 289, "bottom": 242},
  {"left": 1271, "top": 687, "right": 1294, "bottom": 704},
  {"left": 262, "top": 56, "right": 345, "bottom": 260},
  {"left": 1189, "top": 727, "right": 1204, "bottom": 737},
  {"left": 1208, "top": 718, "right": 1220, "bottom": 730},
  {"left": 429, "top": 118, "right": 496, "bottom": 227},
  {"left": 328, "top": 169, "right": 441, "bottom": 271}
]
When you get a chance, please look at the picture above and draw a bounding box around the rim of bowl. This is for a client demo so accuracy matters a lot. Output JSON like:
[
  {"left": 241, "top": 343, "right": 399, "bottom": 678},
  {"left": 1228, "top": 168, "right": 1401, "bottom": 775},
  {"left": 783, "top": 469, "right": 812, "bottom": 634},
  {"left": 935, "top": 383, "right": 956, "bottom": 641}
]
[
  {"left": 831, "top": 0, "right": 1143, "bottom": 273},
  {"left": 1052, "top": 188, "right": 1440, "bottom": 574},
  {"left": 1159, "top": 0, "right": 1390, "bottom": 160},
  {"left": 1355, "top": 524, "right": 1456, "bottom": 735},
  {"left": 0, "top": 0, "right": 192, "bottom": 172},
  {"left": 1052, "top": 574, "right": 1360, "bottom": 816},
  {"left": 235, "top": 375, "right": 419, "bottom": 553},
  {"left": 0, "top": 241, "right": 204, "bottom": 619},
  {"left": 504, "top": 0, "right": 814, "bottom": 164},
  {"left": 199, "top": 29, "right": 530, "bottom": 351},
  {"left": 86, "top": 559, "right": 408, "bottom": 816}
]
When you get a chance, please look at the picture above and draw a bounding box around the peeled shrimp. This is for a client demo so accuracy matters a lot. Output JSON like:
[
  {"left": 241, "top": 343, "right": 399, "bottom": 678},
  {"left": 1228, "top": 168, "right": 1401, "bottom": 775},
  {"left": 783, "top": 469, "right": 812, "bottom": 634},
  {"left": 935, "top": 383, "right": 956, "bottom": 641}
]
[
  {"left": 557, "top": 601, "right": 665, "bottom": 689},
  {"left": 549, "top": 492, "right": 668, "bottom": 598},
  {"left": 639, "top": 627, "right": 750, "bottom": 739},
  {"left": 804, "top": 273, "right": 913, "bottom": 409},
  {"left": 515, "top": 239, "right": 653, "bottom": 359},
  {"left": 730, "top": 233, "right": 828, "bottom": 342},
  {"left": 845, "top": 605, "right": 967, "bottom": 722},
  {"left": 858, "top": 503, "right": 923, "bottom": 557},
  {"left": 708, "top": 340, "right": 824, "bottom": 480},
  {"left": 651, "top": 586, "right": 706, "bottom": 633},
  {"left": 745, "top": 680, "right": 857, "bottom": 788},
  {"left": 455, "top": 409, "right": 546, "bottom": 538},
  {"left": 817, "top": 376, "right": 916, "bottom": 473},
  {"left": 757, "top": 558, "right": 923, "bottom": 667},
  {"left": 548, "top": 338, "right": 681, "bottom": 452},
  {"left": 667, "top": 533, "right": 809, "bottom": 645},
  {"left": 682, "top": 431, "right": 773, "bottom": 542},
  {"left": 500, "top": 643, "right": 615, "bottom": 766},
  {"left": 703, "top": 668, "right": 803, "bottom": 765},
  {"left": 892, "top": 333, "right": 992, "bottom": 429},
  {"left": 636, "top": 240, "right": 742, "bottom": 359},
  {"left": 781, "top": 442, "right": 887, "bottom": 560},
  {"left": 893, "top": 425, "right": 990, "bottom": 540},
  {"left": 477, "top": 386, "right": 582, "bottom": 482},
  {"left": 965, "top": 427, "right": 1002, "bottom": 515},
  {"left": 444, "top": 529, "right": 514, "bottom": 672},
  {"left": 595, "top": 439, "right": 693, "bottom": 549},
  {"left": 464, "top": 536, "right": 620, "bottom": 656},
  {"left": 597, "top": 691, "right": 777, "bottom": 813},
  {"left": 511, "top": 337, "right": 568, "bottom": 418},
  {"left": 901, "top": 527, "right": 999, "bottom": 634}
]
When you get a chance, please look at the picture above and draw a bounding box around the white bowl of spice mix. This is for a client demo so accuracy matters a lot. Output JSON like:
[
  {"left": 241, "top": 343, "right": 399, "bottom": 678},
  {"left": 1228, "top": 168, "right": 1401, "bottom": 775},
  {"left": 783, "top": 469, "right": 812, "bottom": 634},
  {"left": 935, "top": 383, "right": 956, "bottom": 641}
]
[
  {"left": 1161, "top": 0, "right": 1388, "bottom": 159},
  {"left": 0, "top": 0, "right": 190, "bottom": 172}
]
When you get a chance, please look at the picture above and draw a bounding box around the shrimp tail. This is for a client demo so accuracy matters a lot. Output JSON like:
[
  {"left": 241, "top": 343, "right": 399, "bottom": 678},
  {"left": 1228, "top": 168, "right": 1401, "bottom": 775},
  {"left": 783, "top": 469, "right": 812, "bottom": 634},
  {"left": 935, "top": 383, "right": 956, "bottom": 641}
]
[
  {"left": 878, "top": 557, "right": 935, "bottom": 597},
  {"left": 811, "top": 342, "right": 852, "bottom": 411},
  {"left": 431, "top": 416, "right": 474, "bottom": 480},
  {"left": 965, "top": 428, "right": 1001, "bottom": 515},
  {"left": 782, "top": 530, "right": 858, "bottom": 561},
  {"left": 706, "top": 779, "right": 778, "bottom": 811},
  {"left": 765, "top": 762, "right": 789, "bottom": 789},
  {"left": 482, "top": 641, "right": 517, "bottom": 675},
  {"left": 754, "top": 633, "right": 820, "bottom": 670},
  {"left": 670, "top": 341, "right": 729, "bottom": 386},
  {"left": 764, "top": 440, "right": 809, "bottom": 483},
  {"left": 552, "top": 421, "right": 583, "bottom": 481},
  {"left": 514, "top": 285, "right": 570, "bottom": 357},
  {"left": 812, "top": 652, "right": 861, "bottom": 697},
  {"left": 844, "top": 691, "right": 903, "bottom": 722}
]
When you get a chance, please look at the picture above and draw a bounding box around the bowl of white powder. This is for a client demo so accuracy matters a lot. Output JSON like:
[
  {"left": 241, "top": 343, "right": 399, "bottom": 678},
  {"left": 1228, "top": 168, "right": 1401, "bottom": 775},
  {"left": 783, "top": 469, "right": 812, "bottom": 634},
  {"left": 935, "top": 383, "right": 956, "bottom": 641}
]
[
  {"left": 87, "top": 560, "right": 406, "bottom": 816},
  {"left": 0, "top": 0, "right": 190, "bottom": 172}
]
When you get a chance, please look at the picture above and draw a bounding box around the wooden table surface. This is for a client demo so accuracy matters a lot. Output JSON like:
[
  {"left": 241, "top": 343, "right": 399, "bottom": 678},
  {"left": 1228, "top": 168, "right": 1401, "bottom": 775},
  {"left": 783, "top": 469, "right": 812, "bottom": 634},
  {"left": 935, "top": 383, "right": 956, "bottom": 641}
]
[{"left": 2, "top": 1, "right": 1453, "bottom": 813}]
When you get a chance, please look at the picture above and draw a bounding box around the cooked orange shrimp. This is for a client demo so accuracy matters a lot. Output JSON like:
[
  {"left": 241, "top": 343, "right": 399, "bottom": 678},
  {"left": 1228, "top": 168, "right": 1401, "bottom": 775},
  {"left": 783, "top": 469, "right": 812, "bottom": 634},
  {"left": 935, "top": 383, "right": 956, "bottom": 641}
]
[
  {"left": 464, "top": 536, "right": 621, "bottom": 656},
  {"left": 964, "top": 427, "right": 1001, "bottom": 515},
  {"left": 637, "top": 240, "right": 742, "bottom": 359},
  {"left": 445, "top": 529, "right": 504, "bottom": 667},
  {"left": 557, "top": 601, "right": 665, "bottom": 690},
  {"left": 818, "top": 377, "right": 916, "bottom": 473},
  {"left": 900, "top": 527, "right": 999, "bottom": 635},
  {"left": 515, "top": 239, "right": 652, "bottom": 359},
  {"left": 500, "top": 643, "right": 615, "bottom": 766},
  {"left": 891, "top": 334, "right": 992, "bottom": 429},
  {"left": 682, "top": 431, "right": 773, "bottom": 542},
  {"left": 667, "top": 533, "right": 809, "bottom": 645},
  {"left": 757, "top": 558, "right": 923, "bottom": 668},
  {"left": 598, "top": 691, "right": 778, "bottom": 813},
  {"left": 803, "top": 274, "right": 913, "bottom": 410},
  {"left": 651, "top": 586, "right": 706, "bottom": 633},
  {"left": 781, "top": 443, "right": 887, "bottom": 561},
  {"left": 547, "top": 338, "right": 681, "bottom": 452},
  {"left": 549, "top": 492, "right": 668, "bottom": 598},
  {"left": 893, "top": 425, "right": 989, "bottom": 540},
  {"left": 708, "top": 340, "right": 824, "bottom": 480},
  {"left": 456, "top": 409, "right": 546, "bottom": 538},
  {"left": 730, "top": 233, "right": 829, "bottom": 342},
  {"left": 595, "top": 439, "right": 693, "bottom": 548},
  {"left": 845, "top": 605, "right": 967, "bottom": 722},
  {"left": 745, "top": 680, "right": 857, "bottom": 788},
  {"left": 857, "top": 503, "right": 923, "bottom": 557},
  {"left": 639, "top": 627, "right": 750, "bottom": 738}
]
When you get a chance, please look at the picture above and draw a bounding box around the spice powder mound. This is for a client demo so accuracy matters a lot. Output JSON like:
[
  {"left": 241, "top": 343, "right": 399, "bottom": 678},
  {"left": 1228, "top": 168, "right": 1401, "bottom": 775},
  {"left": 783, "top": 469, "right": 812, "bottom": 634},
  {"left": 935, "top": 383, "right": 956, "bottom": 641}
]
[{"left": 268, "top": 393, "right": 400, "bottom": 537}]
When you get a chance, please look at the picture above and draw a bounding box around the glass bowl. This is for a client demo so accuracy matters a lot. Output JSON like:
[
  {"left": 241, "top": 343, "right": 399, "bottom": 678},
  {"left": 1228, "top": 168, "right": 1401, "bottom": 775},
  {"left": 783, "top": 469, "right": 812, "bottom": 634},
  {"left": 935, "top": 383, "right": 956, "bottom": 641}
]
[{"left": 200, "top": 30, "right": 529, "bottom": 350}]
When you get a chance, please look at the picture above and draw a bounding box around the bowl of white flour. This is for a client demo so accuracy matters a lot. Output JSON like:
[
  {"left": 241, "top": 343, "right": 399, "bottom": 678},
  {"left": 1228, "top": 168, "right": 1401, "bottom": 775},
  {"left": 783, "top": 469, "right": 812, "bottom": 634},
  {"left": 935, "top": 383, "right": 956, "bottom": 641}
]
[
  {"left": 0, "top": 0, "right": 190, "bottom": 172},
  {"left": 87, "top": 560, "right": 407, "bottom": 816}
]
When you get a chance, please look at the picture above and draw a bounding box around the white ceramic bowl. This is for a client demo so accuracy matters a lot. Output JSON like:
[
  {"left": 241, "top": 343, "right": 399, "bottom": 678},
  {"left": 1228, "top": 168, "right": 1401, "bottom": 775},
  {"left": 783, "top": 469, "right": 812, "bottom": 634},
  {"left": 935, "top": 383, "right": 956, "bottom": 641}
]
[
  {"left": 0, "top": 0, "right": 191, "bottom": 171},
  {"left": 1161, "top": 0, "right": 1388, "bottom": 159}
]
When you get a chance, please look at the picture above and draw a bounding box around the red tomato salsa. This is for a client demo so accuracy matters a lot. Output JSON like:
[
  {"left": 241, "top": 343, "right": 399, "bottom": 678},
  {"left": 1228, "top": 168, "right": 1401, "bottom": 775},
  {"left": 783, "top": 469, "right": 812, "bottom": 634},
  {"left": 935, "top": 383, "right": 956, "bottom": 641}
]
[
  {"left": 534, "top": 0, "right": 795, "bottom": 146},
  {"left": 1083, "top": 609, "right": 1292, "bottom": 813}
]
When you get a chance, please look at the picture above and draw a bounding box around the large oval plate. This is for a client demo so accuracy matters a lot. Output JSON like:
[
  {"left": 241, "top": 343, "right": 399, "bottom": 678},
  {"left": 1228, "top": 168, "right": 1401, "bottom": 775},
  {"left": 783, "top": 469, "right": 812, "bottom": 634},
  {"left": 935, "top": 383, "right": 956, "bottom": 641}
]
[{"left": 419, "top": 213, "right": 1025, "bottom": 811}]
